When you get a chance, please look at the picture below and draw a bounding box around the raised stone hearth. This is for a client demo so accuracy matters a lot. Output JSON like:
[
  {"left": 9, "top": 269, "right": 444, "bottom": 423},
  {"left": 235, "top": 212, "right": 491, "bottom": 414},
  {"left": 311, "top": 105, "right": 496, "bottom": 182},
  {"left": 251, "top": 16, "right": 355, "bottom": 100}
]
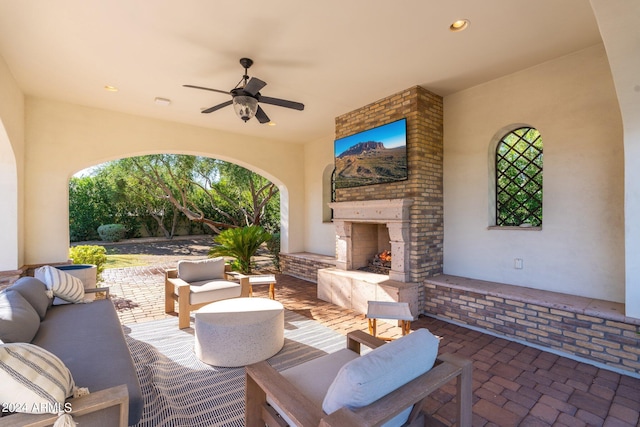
[{"left": 318, "top": 268, "right": 420, "bottom": 318}]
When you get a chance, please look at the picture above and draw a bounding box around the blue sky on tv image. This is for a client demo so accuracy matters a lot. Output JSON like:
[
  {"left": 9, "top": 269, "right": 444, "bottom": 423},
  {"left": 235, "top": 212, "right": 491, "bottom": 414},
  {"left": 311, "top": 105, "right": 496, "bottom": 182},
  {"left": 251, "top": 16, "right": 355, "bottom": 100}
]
[{"left": 334, "top": 119, "right": 406, "bottom": 156}]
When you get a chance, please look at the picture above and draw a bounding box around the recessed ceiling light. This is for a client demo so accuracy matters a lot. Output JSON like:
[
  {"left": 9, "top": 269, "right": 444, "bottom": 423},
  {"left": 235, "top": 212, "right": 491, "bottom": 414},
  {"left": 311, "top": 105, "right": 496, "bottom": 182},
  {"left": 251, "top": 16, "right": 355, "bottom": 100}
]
[
  {"left": 104, "top": 85, "right": 119, "bottom": 92},
  {"left": 450, "top": 19, "right": 470, "bottom": 32},
  {"left": 154, "top": 97, "right": 171, "bottom": 106},
  {"left": 268, "top": 122, "right": 276, "bottom": 126}
]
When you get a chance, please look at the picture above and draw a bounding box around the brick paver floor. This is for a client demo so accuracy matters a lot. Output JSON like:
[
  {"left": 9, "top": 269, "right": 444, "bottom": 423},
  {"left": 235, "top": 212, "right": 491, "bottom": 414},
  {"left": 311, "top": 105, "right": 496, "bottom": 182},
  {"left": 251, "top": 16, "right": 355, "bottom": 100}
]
[{"left": 104, "top": 264, "right": 640, "bottom": 426}]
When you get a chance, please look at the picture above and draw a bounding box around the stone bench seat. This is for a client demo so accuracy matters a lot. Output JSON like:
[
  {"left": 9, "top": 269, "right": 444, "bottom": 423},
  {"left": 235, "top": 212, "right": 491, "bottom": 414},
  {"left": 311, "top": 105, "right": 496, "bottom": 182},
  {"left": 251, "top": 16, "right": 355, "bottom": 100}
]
[
  {"left": 426, "top": 274, "right": 637, "bottom": 325},
  {"left": 425, "top": 275, "right": 640, "bottom": 377}
]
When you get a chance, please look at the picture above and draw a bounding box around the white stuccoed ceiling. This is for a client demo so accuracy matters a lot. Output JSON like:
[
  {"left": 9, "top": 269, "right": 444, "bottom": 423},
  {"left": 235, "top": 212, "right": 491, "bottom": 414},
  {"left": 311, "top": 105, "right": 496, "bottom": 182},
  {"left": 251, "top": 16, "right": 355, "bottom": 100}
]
[{"left": 0, "top": 0, "right": 602, "bottom": 144}]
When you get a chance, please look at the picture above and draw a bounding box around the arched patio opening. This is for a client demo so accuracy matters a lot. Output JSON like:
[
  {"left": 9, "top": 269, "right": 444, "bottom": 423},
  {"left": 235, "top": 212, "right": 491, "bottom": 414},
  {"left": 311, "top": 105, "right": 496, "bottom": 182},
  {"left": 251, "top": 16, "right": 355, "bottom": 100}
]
[
  {"left": 0, "top": 120, "right": 19, "bottom": 272},
  {"left": 68, "top": 153, "right": 288, "bottom": 249}
]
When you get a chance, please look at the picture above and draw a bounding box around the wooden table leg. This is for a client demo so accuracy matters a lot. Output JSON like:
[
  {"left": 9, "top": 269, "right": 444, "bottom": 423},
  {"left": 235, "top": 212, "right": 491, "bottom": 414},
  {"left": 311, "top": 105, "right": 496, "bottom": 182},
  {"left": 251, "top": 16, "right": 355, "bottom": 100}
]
[{"left": 367, "top": 318, "right": 377, "bottom": 337}]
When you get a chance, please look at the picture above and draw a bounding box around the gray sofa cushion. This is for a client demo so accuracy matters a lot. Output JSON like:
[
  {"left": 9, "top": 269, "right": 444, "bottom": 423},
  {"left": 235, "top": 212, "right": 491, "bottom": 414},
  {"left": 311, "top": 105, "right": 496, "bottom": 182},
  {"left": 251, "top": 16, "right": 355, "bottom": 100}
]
[
  {"left": 31, "top": 299, "right": 143, "bottom": 425},
  {"left": 0, "top": 289, "right": 40, "bottom": 343},
  {"left": 9, "top": 277, "right": 52, "bottom": 319},
  {"left": 178, "top": 257, "right": 225, "bottom": 282}
]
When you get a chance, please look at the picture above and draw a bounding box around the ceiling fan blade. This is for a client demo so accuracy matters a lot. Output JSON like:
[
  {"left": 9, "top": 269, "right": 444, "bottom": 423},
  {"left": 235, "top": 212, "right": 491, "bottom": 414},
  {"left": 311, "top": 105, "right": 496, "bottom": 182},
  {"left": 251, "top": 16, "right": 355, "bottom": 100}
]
[
  {"left": 255, "top": 105, "right": 270, "bottom": 124},
  {"left": 243, "top": 77, "right": 267, "bottom": 96},
  {"left": 260, "top": 96, "right": 304, "bottom": 111},
  {"left": 183, "top": 84, "right": 230, "bottom": 95},
  {"left": 201, "top": 100, "right": 233, "bottom": 114}
]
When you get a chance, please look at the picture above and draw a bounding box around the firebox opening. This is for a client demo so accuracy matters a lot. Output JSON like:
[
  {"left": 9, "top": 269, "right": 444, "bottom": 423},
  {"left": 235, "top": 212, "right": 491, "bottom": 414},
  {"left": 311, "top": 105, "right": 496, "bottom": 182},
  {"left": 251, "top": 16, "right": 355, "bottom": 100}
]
[{"left": 352, "top": 223, "right": 391, "bottom": 273}]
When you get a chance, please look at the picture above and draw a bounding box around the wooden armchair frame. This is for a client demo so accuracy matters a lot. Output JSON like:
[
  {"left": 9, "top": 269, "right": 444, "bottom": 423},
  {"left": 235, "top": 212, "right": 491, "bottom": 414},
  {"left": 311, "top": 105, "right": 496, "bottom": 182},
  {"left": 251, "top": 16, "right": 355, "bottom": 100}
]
[
  {"left": 0, "top": 384, "right": 129, "bottom": 427},
  {"left": 246, "top": 330, "right": 473, "bottom": 427},
  {"left": 165, "top": 264, "right": 250, "bottom": 329}
]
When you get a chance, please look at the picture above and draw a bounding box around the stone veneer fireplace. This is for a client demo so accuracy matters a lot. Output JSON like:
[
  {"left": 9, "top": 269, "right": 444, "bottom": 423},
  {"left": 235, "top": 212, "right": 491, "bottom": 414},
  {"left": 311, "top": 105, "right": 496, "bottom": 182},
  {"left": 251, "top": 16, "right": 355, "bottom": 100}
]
[
  {"left": 318, "top": 198, "right": 421, "bottom": 317},
  {"left": 316, "top": 86, "right": 444, "bottom": 317},
  {"left": 329, "top": 199, "right": 413, "bottom": 282}
]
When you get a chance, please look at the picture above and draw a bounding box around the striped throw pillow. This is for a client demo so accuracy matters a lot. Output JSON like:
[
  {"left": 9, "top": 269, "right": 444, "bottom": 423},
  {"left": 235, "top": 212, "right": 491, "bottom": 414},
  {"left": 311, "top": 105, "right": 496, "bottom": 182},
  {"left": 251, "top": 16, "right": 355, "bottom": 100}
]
[
  {"left": 0, "top": 343, "right": 78, "bottom": 414},
  {"left": 35, "top": 266, "right": 85, "bottom": 303}
]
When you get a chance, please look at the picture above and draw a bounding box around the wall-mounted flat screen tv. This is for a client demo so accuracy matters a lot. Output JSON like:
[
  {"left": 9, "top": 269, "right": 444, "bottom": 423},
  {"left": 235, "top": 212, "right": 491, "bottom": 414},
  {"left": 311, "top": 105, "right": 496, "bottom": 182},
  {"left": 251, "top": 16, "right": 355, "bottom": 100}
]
[{"left": 334, "top": 118, "right": 407, "bottom": 189}]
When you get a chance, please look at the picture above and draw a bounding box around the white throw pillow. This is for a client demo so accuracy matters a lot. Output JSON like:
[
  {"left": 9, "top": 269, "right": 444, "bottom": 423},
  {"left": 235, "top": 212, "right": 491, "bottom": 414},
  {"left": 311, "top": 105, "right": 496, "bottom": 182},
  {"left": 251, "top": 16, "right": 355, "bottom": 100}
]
[
  {"left": 0, "top": 343, "right": 87, "bottom": 417},
  {"left": 35, "top": 266, "right": 85, "bottom": 303},
  {"left": 177, "top": 257, "right": 226, "bottom": 283},
  {"left": 322, "top": 328, "right": 440, "bottom": 427}
]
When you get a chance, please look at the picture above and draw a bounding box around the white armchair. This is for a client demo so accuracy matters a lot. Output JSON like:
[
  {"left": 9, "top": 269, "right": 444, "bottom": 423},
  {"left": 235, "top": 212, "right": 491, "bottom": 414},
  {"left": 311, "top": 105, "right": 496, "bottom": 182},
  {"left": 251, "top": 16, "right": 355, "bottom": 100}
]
[
  {"left": 246, "top": 329, "right": 472, "bottom": 427},
  {"left": 164, "top": 257, "right": 249, "bottom": 329}
]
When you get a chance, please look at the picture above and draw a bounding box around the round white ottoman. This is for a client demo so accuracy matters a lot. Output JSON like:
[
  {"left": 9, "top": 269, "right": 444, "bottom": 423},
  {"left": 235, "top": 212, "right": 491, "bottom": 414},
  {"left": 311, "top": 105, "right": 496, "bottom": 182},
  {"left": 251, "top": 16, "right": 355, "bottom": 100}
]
[{"left": 194, "top": 297, "right": 284, "bottom": 367}]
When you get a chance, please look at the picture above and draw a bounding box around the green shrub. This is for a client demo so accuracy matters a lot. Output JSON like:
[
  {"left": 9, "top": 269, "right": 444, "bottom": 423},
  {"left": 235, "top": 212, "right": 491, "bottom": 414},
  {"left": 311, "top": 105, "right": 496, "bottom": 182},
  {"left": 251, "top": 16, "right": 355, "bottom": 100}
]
[
  {"left": 68, "top": 245, "right": 107, "bottom": 281},
  {"left": 208, "top": 226, "right": 272, "bottom": 274},
  {"left": 97, "top": 224, "right": 126, "bottom": 242}
]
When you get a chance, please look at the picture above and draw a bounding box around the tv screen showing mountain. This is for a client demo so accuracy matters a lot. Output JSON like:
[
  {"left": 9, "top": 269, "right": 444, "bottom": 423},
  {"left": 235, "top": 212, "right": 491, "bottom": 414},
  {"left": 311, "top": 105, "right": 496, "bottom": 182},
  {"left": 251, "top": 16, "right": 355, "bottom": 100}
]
[{"left": 334, "top": 118, "right": 407, "bottom": 188}]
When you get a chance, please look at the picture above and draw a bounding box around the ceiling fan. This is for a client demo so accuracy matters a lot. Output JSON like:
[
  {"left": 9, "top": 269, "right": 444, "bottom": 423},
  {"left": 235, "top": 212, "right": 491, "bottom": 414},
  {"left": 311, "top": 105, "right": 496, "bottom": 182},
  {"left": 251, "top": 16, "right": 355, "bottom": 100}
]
[{"left": 184, "top": 57, "right": 304, "bottom": 123}]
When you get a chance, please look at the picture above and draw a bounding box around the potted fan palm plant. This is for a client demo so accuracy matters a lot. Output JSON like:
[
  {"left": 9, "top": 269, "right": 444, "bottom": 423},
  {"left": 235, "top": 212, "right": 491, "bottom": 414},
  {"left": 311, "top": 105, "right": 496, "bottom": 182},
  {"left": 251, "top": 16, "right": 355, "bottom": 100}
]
[{"left": 208, "top": 225, "right": 272, "bottom": 274}]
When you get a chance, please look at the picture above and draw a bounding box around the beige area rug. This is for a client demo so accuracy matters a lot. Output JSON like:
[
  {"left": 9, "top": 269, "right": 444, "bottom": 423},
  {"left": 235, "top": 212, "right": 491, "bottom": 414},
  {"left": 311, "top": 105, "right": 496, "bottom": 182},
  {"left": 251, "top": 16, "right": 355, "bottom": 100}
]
[{"left": 124, "top": 310, "right": 345, "bottom": 426}]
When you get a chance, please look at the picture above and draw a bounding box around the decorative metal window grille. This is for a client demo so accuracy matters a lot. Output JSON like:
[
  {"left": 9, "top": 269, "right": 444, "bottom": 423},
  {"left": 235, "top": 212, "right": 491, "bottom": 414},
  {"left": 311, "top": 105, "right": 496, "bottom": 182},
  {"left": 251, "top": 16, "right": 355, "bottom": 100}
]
[
  {"left": 331, "top": 168, "right": 336, "bottom": 203},
  {"left": 496, "top": 127, "right": 543, "bottom": 226},
  {"left": 330, "top": 168, "right": 336, "bottom": 220}
]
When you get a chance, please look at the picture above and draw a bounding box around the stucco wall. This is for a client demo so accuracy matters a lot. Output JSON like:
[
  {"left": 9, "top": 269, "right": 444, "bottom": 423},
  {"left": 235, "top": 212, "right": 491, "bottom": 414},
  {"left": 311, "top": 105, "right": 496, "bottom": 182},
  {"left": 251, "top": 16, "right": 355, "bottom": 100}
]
[
  {"left": 0, "top": 55, "right": 24, "bottom": 271},
  {"left": 443, "top": 44, "right": 625, "bottom": 302},
  {"left": 303, "top": 135, "right": 335, "bottom": 255},
  {"left": 23, "top": 98, "right": 305, "bottom": 265}
]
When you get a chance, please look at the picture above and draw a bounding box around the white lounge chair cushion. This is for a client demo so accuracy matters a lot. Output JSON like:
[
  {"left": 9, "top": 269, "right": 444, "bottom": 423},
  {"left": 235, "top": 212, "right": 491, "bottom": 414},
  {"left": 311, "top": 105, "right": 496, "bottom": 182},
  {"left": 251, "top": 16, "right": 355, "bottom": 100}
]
[
  {"left": 280, "top": 348, "right": 360, "bottom": 407},
  {"left": 268, "top": 348, "right": 360, "bottom": 426},
  {"left": 322, "top": 328, "right": 440, "bottom": 427},
  {"left": 177, "top": 257, "right": 225, "bottom": 282},
  {"left": 188, "top": 279, "right": 241, "bottom": 305}
]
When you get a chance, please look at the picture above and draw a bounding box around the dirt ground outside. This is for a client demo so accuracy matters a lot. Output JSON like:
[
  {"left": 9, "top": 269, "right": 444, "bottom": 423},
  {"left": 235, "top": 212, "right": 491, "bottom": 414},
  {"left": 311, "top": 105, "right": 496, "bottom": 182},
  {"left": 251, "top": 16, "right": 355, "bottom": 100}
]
[{"left": 77, "top": 234, "right": 276, "bottom": 271}]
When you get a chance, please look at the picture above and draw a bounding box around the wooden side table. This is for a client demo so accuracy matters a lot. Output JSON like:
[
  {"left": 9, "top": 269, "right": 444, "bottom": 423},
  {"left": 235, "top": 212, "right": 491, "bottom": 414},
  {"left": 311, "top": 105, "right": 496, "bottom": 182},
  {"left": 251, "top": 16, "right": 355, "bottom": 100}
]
[
  {"left": 366, "top": 301, "right": 413, "bottom": 340},
  {"left": 248, "top": 274, "right": 277, "bottom": 300}
]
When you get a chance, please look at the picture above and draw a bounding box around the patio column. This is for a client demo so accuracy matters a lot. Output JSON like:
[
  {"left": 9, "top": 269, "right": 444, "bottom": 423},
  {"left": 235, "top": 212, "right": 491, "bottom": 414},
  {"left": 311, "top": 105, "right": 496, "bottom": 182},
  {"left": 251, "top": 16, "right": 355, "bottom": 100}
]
[
  {"left": 387, "top": 222, "right": 410, "bottom": 282},
  {"left": 333, "top": 220, "right": 352, "bottom": 270}
]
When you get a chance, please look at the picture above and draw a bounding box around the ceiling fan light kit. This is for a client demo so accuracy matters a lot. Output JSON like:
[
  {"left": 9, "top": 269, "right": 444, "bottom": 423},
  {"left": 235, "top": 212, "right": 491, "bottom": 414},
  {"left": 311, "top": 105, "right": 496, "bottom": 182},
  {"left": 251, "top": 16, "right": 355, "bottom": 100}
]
[
  {"left": 184, "top": 57, "right": 304, "bottom": 124},
  {"left": 233, "top": 95, "right": 258, "bottom": 121}
]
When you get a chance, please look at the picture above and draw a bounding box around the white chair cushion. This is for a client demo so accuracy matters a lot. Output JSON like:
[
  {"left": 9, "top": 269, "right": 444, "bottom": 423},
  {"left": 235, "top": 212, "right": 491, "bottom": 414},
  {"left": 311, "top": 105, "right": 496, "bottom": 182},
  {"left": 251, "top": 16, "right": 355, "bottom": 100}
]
[
  {"left": 280, "top": 348, "right": 360, "bottom": 408},
  {"left": 35, "top": 265, "right": 85, "bottom": 303},
  {"left": 268, "top": 348, "right": 360, "bottom": 427},
  {"left": 177, "top": 257, "right": 225, "bottom": 282},
  {"left": 188, "top": 280, "right": 241, "bottom": 305},
  {"left": 322, "top": 328, "right": 440, "bottom": 427}
]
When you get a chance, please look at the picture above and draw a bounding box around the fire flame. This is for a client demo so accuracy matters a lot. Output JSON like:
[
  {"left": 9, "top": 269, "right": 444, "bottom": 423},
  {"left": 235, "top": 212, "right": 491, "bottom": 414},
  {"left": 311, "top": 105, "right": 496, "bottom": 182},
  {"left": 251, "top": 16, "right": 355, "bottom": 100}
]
[{"left": 378, "top": 250, "right": 392, "bottom": 262}]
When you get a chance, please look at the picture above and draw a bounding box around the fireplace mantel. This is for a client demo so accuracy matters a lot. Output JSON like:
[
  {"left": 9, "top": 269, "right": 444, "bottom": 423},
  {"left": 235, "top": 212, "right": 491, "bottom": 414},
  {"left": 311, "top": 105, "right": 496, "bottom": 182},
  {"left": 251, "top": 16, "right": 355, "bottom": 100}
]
[{"left": 328, "top": 199, "right": 413, "bottom": 223}]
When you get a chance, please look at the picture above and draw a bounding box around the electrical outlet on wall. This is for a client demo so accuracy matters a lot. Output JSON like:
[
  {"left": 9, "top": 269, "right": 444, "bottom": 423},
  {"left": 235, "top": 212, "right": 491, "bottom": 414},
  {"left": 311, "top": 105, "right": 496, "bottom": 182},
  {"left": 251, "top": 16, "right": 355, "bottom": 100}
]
[{"left": 514, "top": 258, "right": 524, "bottom": 269}]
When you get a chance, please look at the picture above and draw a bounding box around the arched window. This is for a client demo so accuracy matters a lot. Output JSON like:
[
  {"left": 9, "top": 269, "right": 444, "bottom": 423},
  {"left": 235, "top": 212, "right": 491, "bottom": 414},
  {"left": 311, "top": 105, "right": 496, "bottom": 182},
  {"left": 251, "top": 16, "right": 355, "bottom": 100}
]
[
  {"left": 495, "top": 127, "right": 543, "bottom": 226},
  {"left": 321, "top": 164, "right": 335, "bottom": 222}
]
